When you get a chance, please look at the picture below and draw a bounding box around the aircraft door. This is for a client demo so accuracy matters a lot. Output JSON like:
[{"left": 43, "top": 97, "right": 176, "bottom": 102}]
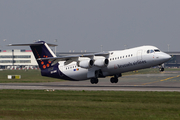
[{"left": 137, "top": 50, "right": 142, "bottom": 60}]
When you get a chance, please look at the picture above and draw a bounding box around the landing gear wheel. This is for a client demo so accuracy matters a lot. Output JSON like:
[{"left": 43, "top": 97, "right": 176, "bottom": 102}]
[
  {"left": 159, "top": 68, "right": 164, "bottom": 72},
  {"left": 159, "top": 64, "right": 165, "bottom": 72},
  {"left": 114, "top": 78, "right": 118, "bottom": 83},
  {"left": 110, "top": 77, "right": 118, "bottom": 83},
  {"left": 110, "top": 78, "right": 114, "bottom": 83},
  {"left": 90, "top": 78, "right": 99, "bottom": 84}
]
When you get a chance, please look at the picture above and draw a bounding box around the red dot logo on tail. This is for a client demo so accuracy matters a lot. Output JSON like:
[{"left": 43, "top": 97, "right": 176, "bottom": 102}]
[{"left": 43, "top": 65, "right": 46, "bottom": 69}]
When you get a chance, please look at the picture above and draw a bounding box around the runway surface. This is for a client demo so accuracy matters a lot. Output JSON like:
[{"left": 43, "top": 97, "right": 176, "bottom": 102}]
[{"left": 1, "top": 71, "right": 180, "bottom": 91}]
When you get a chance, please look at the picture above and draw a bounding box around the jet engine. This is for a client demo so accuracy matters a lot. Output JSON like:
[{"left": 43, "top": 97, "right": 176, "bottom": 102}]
[
  {"left": 94, "top": 58, "right": 109, "bottom": 67},
  {"left": 78, "top": 59, "right": 94, "bottom": 68}
]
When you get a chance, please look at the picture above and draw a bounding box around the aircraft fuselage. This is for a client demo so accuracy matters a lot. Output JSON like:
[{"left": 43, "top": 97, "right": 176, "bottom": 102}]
[
  {"left": 9, "top": 41, "right": 171, "bottom": 84},
  {"left": 57, "top": 45, "right": 171, "bottom": 81}
]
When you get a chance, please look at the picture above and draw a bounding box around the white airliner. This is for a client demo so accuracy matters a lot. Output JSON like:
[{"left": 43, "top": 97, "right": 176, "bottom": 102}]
[{"left": 9, "top": 41, "right": 171, "bottom": 84}]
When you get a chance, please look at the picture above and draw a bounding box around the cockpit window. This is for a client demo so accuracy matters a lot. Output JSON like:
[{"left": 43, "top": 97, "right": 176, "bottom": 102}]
[
  {"left": 150, "top": 50, "right": 154, "bottom": 53},
  {"left": 154, "top": 49, "right": 160, "bottom": 52},
  {"left": 147, "top": 49, "right": 154, "bottom": 54}
]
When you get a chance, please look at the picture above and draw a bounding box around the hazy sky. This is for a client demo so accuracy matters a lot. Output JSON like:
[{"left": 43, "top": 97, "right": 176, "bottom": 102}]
[{"left": 0, "top": 0, "right": 180, "bottom": 52}]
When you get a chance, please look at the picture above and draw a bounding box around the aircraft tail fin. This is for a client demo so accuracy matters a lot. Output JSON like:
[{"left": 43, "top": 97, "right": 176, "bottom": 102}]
[
  {"left": 9, "top": 41, "right": 57, "bottom": 70},
  {"left": 30, "top": 41, "right": 57, "bottom": 70}
]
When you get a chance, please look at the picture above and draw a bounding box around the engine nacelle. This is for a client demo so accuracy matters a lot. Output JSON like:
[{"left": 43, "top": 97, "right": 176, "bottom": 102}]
[
  {"left": 78, "top": 59, "right": 94, "bottom": 68},
  {"left": 94, "top": 58, "right": 109, "bottom": 67}
]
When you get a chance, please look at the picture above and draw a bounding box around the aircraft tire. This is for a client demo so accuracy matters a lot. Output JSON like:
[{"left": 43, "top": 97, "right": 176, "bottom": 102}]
[
  {"left": 110, "top": 77, "right": 118, "bottom": 83},
  {"left": 110, "top": 78, "right": 115, "bottom": 83},
  {"left": 90, "top": 78, "right": 94, "bottom": 84},
  {"left": 94, "top": 78, "right": 98, "bottom": 84},
  {"left": 90, "top": 78, "right": 98, "bottom": 84},
  {"left": 110, "top": 78, "right": 113, "bottom": 83},
  {"left": 114, "top": 78, "right": 118, "bottom": 83},
  {"left": 160, "top": 68, "right": 164, "bottom": 72}
]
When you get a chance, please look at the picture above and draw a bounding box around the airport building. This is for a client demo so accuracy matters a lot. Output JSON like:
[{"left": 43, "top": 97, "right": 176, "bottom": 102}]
[
  {"left": 0, "top": 49, "right": 180, "bottom": 69},
  {"left": 165, "top": 52, "right": 180, "bottom": 67},
  {"left": 0, "top": 49, "right": 37, "bottom": 69}
]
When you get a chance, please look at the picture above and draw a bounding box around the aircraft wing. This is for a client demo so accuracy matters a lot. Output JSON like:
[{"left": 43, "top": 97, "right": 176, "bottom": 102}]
[
  {"left": 38, "top": 52, "right": 109, "bottom": 65},
  {"left": 94, "top": 52, "right": 109, "bottom": 56}
]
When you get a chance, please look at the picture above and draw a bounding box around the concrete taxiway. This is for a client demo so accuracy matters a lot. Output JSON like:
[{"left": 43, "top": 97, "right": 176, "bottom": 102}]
[{"left": 0, "top": 71, "right": 180, "bottom": 91}]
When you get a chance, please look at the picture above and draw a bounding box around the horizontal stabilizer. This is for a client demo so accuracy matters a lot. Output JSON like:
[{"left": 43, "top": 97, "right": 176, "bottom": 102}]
[{"left": 8, "top": 42, "right": 57, "bottom": 47}]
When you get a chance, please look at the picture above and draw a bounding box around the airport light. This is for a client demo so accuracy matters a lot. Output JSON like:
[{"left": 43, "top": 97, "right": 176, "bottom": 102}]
[
  {"left": 101, "top": 45, "right": 103, "bottom": 52},
  {"left": 54, "top": 39, "right": 57, "bottom": 55},
  {"left": 167, "top": 44, "right": 170, "bottom": 52},
  {"left": 124, "top": 45, "right": 127, "bottom": 49}
]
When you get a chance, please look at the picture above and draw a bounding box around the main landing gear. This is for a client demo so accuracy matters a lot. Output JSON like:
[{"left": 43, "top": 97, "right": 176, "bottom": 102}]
[
  {"left": 110, "top": 77, "right": 118, "bottom": 83},
  {"left": 90, "top": 70, "right": 100, "bottom": 84},
  {"left": 110, "top": 73, "right": 122, "bottom": 83},
  {"left": 90, "top": 78, "right": 99, "bottom": 84},
  {"left": 90, "top": 71, "right": 122, "bottom": 84}
]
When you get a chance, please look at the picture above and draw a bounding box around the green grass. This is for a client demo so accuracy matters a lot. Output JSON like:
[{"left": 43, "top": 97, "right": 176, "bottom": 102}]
[
  {"left": 0, "top": 90, "right": 180, "bottom": 120},
  {"left": 1, "top": 69, "right": 180, "bottom": 119},
  {"left": 0, "top": 69, "right": 63, "bottom": 83}
]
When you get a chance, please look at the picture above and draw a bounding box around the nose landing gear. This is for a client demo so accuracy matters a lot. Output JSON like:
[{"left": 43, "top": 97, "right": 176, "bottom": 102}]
[
  {"left": 159, "top": 64, "right": 164, "bottom": 72},
  {"left": 159, "top": 67, "right": 164, "bottom": 72}
]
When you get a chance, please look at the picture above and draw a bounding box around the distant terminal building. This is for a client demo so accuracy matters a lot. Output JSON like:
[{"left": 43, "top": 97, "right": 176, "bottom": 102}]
[
  {"left": 0, "top": 49, "right": 91, "bottom": 69},
  {"left": 0, "top": 49, "right": 37, "bottom": 69},
  {"left": 0, "top": 49, "right": 179, "bottom": 69},
  {"left": 165, "top": 52, "right": 180, "bottom": 67}
]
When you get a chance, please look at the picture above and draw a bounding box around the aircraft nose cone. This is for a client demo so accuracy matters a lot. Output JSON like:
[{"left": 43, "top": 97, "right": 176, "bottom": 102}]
[
  {"left": 162, "top": 53, "right": 171, "bottom": 62},
  {"left": 167, "top": 54, "right": 171, "bottom": 60},
  {"left": 156, "top": 52, "right": 171, "bottom": 63}
]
